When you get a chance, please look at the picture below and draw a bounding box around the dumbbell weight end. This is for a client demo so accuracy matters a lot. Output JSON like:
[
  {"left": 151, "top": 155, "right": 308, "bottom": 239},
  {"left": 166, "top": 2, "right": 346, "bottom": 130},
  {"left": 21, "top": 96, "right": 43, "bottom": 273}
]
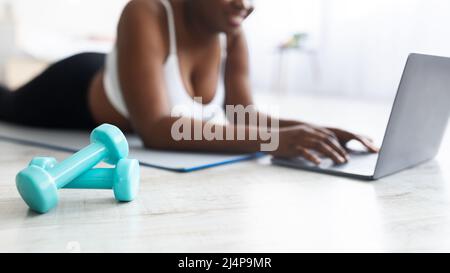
[
  {"left": 65, "top": 159, "right": 140, "bottom": 202},
  {"left": 16, "top": 124, "right": 129, "bottom": 213},
  {"left": 30, "top": 157, "right": 140, "bottom": 202}
]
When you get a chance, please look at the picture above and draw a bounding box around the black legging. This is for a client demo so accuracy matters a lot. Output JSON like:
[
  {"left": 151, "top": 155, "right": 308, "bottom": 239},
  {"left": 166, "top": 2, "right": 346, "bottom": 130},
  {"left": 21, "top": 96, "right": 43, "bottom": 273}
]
[{"left": 0, "top": 52, "right": 105, "bottom": 129}]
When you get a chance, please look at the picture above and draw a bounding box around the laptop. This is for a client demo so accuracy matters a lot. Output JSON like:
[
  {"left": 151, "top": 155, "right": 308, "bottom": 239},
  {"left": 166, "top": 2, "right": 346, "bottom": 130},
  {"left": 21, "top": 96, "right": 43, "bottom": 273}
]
[{"left": 272, "top": 53, "right": 450, "bottom": 180}]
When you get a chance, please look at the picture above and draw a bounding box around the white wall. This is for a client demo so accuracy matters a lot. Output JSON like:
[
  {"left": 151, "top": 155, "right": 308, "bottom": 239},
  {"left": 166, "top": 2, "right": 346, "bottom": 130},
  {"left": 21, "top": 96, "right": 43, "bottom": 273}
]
[
  {"left": 9, "top": 0, "right": 127, "bottom": 60},
  {"left": 244, "top": 0, "right": 322, "bottom": 95},
  {"left": 0, "top": 0, "right": 16, "bottom": 81},
  {"left": 246, "top": 0, "right": 450, "bottom": 99},
  {"left": 2, "top": 0, "right": 450, "bottom": 99},
  {"left": 317, "top": 0, "right": 450, "bottom": 99},
  {"left": 12, "top": 0, "right": 127, "bottom": 37}
]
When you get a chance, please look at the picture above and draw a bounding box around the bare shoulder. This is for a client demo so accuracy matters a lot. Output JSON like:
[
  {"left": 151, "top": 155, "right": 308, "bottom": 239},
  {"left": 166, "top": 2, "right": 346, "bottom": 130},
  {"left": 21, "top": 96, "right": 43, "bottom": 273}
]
[
  {"left": 121, "top": 0, "right": 164, "bottom": 19},
  {"left": 117, "top": 0, "right": 169, "bottom": 55},
  {"left": 119, "top": 0, "right": 166, "bottom": 31}
]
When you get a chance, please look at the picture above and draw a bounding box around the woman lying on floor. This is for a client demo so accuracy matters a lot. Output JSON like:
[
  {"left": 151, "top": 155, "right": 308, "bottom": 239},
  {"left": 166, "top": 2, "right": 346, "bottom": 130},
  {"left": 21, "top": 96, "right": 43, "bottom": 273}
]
[{"left": 0, "top": 0, "right": 378, "bottom": 165}]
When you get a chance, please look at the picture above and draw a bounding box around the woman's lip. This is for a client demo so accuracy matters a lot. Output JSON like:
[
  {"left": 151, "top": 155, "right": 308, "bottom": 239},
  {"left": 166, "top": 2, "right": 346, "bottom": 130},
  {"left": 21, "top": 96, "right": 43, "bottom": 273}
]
[{"left": 228, "top": 15, "right": 244, "bottom": 27}]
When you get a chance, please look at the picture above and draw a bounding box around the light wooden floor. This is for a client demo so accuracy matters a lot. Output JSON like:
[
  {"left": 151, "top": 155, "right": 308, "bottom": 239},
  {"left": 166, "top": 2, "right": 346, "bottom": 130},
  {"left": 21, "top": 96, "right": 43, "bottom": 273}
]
[{"left": 0, "top": 95, "right": 449, "bottom": 252}]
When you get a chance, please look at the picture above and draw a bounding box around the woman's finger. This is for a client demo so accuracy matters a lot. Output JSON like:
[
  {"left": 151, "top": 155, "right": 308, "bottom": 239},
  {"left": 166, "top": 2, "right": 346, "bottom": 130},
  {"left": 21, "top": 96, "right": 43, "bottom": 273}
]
[
  {"left": 328, "top": 128, "right": 378, "bottom": 152},
  {"left": 296, "top": 146, "right": 321, "bottom": 165},
  {"left": 307, "top": 124, "right": 338, "bottom": 141},
  {"left": 315, "top": 142, "right": 346, "bottom": 164},
  {"left": 306, "top": 131, "right": 348, "bottom": 161},
  {"left": 303, "top": 135, "right": 347, "bottom": 162},
  {"left": 354, "top": 135, "right": 380, "bottom": 153},
  {"left": 314, "top": 127, "right": 338, "bottom": 140},
  {"left": 324, "top": 137, "right": 349, "bottom": 160},
  {"left": 311, "top": 130, "right": 349, "bottom": 160}
]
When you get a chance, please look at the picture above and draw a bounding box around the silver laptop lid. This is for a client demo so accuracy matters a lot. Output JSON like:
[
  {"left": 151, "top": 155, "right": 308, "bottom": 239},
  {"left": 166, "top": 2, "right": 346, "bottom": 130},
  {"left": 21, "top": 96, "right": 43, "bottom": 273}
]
[{"left": 374, "top": 53, "right": 450, "bottom": 179}]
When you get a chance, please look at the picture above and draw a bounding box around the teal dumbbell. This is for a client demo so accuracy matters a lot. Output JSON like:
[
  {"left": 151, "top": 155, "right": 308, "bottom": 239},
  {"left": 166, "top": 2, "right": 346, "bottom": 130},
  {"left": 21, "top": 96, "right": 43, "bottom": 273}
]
[
  {"left": 29, "top": 157, "right": 140, "bottom": 202},
  {"left": 16, "top": 124, "right": 129, "bottom": 213}
]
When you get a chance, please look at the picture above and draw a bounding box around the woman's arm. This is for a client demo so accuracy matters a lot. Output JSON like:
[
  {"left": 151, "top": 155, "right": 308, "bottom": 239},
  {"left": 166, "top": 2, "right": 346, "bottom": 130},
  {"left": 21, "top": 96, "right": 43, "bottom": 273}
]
[
  {"left": 223, "top": 29, "right": 378, "bottom": 153},
  {"left": 223, "top": 29, "right": 302, "bottom": 128},
  {"left": 115, "top": 1, "right": 357, "bottom": 163},
  {"left": 115, "top": 1, "right": 268, "bottom": 154}
]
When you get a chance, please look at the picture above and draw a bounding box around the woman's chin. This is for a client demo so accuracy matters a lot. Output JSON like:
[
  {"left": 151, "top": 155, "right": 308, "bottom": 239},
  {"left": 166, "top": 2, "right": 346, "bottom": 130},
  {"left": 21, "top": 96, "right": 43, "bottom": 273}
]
[
  {"left": 228, "top": 16, "right": 244, "bottom": 28},
  {"left": 222, "top": 23, "right": 242, "bottom": 34}
]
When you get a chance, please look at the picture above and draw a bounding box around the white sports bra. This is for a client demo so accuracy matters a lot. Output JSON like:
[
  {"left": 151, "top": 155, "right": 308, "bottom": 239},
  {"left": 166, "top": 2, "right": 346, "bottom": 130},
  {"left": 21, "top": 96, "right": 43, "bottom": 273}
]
[{"left": 103, "top": 0, "right": 226, "bottom": 121}]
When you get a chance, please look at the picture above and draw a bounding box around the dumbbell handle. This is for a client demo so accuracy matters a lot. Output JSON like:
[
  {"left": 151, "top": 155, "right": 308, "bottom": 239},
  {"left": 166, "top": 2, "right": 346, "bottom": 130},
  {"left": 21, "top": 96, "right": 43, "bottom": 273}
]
[
  {"left": 64, "top": 168, "right": 114, "bottom": 189},
  {"left": 49, "top": 143, "right": 108, "bottom": 189}
]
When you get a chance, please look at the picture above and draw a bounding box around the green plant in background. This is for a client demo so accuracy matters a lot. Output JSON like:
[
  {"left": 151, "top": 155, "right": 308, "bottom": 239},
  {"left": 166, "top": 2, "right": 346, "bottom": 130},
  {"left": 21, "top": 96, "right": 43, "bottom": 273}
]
[{"left": 279, "top": 32, "right": 309, "bottom": 50}]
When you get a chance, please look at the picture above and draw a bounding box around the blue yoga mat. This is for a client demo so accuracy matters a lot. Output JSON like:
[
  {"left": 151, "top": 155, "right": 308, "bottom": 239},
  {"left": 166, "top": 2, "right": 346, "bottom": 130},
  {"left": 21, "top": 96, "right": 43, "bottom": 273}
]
[{"left": 0, "top": 122, "right": 265, "bottom": 172}]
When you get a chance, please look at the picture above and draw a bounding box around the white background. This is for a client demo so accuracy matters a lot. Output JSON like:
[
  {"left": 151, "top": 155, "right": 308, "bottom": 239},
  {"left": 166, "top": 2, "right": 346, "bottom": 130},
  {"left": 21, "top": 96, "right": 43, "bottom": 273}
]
[{"left": 1, "top": 0, "right": 450, "bottom": 100}]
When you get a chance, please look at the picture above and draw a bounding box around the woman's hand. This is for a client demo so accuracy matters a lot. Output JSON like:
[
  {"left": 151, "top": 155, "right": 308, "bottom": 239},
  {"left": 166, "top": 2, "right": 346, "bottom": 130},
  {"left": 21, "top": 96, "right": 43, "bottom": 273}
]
[
  {"left": 326, "top": 127, "right": 379, "bottom": 153},
  {"left": 271, "top": 125, "right": 350, "bottom": 165},
  {"left": 270, "top": 123, "right": 379, "bottom": 165}
]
